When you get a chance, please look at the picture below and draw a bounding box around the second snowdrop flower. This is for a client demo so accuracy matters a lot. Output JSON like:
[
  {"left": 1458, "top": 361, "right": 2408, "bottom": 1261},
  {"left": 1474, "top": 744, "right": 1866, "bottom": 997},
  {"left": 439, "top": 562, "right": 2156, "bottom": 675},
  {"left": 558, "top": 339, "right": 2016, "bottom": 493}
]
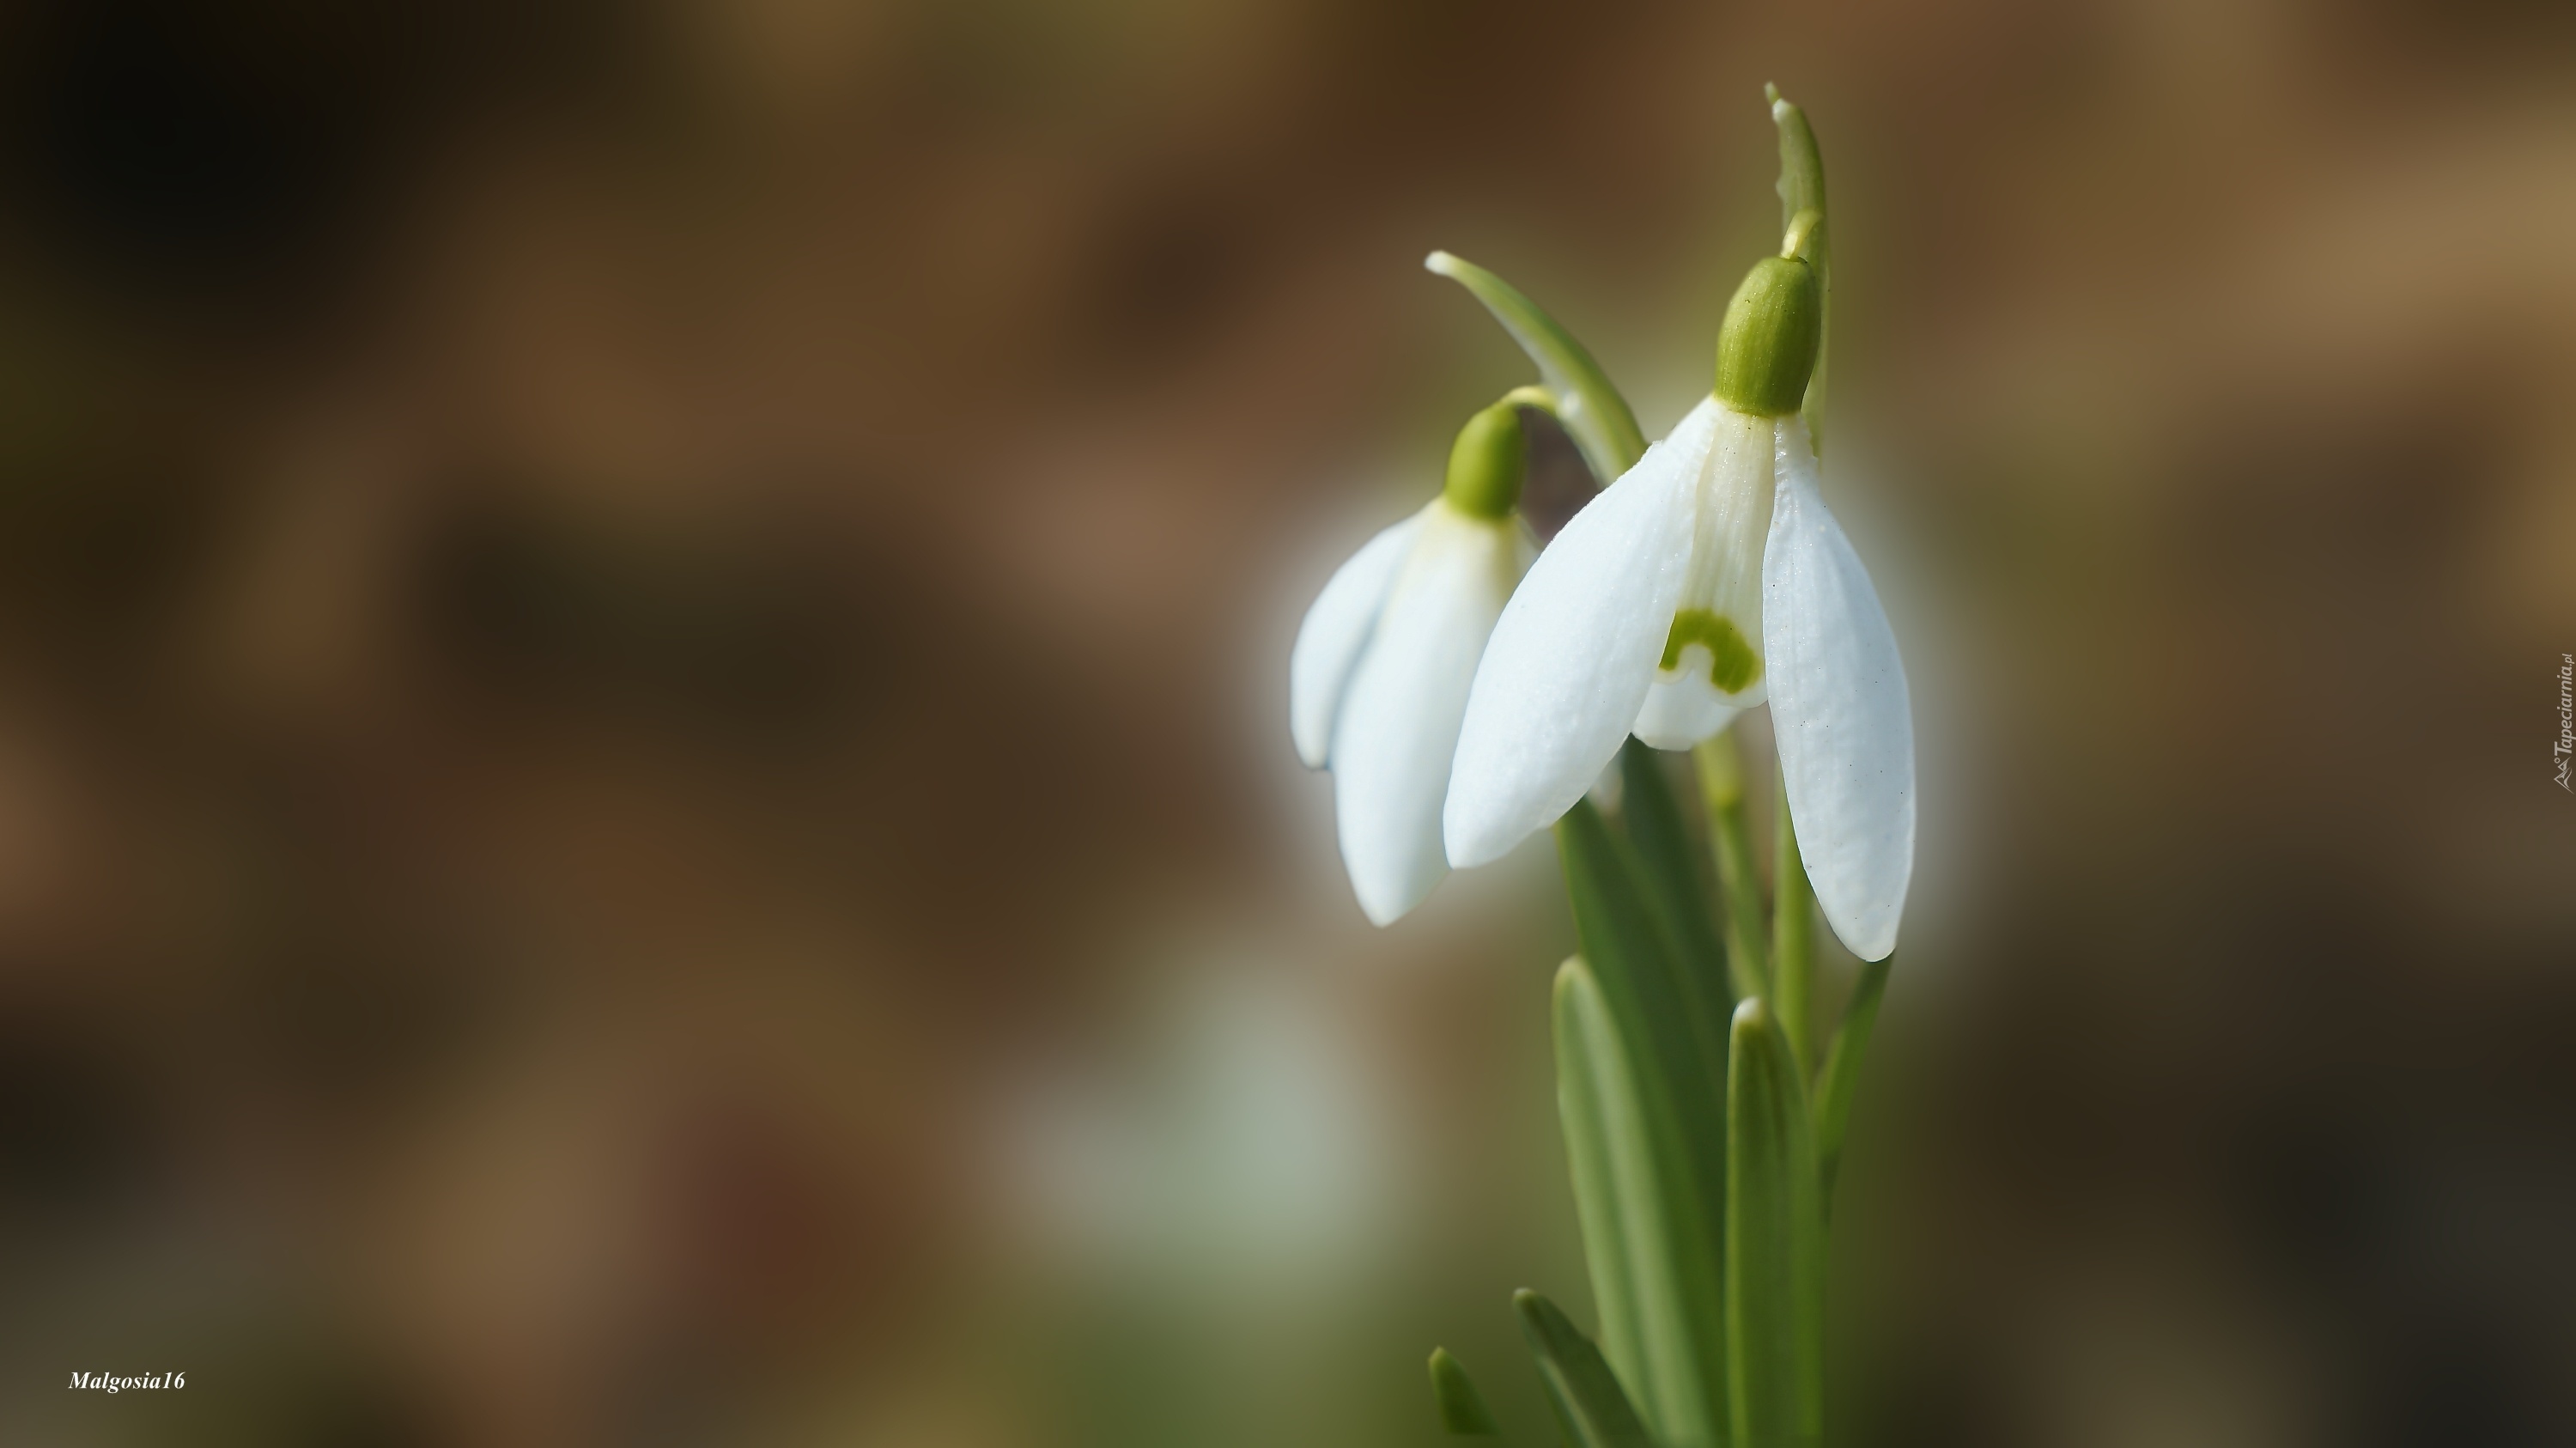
[
  {"left": 1292, "top": 399, "right": 1537, "bottom": 925},
  {"left": 1444, "top": 224, "right": 1916, "bottom": 961}
]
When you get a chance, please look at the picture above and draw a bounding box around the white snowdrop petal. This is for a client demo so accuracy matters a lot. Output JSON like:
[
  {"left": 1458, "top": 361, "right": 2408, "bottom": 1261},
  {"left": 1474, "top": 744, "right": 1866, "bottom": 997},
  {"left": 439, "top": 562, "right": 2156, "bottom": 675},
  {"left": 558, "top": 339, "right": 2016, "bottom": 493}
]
[
  {"left": 1443, "top": 396, "right": 1722, "bottom": 867},
  {"left": 1332, "top": 508, "right": 1524, "bottom": 923},
  {"left": 1290, "top": 512, "right": 1424, "bottom": 769},
  {"left": 1632, "top": 665, "right": 1742, "bottom": 751},
  {"left": 1762, "top": 420, "right": 1915, "bottom": 961}
]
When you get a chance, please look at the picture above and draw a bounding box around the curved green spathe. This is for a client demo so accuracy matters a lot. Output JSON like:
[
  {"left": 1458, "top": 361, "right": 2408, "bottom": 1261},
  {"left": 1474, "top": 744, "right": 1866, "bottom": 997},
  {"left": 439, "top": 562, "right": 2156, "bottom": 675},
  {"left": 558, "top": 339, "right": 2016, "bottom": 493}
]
[
  {"left": 1767, "top": 84, "right": 1832, "bottom": 450},
  {"left": 1425, "top": 251, "right": 1649, "bottom": 483}
]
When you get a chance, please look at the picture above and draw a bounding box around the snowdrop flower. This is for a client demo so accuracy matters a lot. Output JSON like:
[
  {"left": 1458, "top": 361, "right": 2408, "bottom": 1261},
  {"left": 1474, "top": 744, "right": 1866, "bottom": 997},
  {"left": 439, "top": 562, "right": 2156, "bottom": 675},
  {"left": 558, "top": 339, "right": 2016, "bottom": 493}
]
[
  {"left": 1443, "top": 232, "right": 1915, "bottom": 960},
  {"left": 1292, "top": 399, "right": 1539, "bottom": 925}
]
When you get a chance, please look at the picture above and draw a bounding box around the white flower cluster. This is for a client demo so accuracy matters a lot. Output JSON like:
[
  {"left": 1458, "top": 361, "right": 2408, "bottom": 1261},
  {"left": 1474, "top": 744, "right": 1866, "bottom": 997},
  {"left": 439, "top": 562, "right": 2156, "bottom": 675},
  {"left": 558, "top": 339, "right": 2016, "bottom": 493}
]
[{"left": 1292, "top": 257, "right": 1913, "bottom": 960}]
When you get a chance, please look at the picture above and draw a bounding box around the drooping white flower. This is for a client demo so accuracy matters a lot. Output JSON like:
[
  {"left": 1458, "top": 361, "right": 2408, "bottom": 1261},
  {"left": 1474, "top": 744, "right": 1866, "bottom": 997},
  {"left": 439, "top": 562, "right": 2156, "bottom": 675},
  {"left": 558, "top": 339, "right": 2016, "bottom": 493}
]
[
  {"left": 1293, "top": 401, "right": 1537, "bottom": 925},
  {"left": 1443, "top": 251, "right": 1915, "bottom": 960}
]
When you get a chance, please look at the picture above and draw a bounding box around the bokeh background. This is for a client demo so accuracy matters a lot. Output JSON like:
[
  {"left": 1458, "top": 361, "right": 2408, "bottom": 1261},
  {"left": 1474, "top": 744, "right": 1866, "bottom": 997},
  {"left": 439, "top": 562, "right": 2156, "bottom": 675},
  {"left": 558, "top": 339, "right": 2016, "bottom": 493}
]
[{"left": 0, "top": 1, "right": 2570, "bottom": 1445}]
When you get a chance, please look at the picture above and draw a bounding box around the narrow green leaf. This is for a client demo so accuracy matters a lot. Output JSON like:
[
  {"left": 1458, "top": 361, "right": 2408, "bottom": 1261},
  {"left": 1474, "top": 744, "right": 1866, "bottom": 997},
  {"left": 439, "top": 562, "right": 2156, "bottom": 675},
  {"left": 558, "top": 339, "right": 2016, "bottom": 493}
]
[
  {"left": 1554, "top": 959, "right": 1722, "bottom": 1446},
  {"left": 1515, "top": 1290, "right": 1656, "bottom": 1448},
  {"left": 1554, "top": 805, "right": 1731, "bottom": 1447},
  {"left": 1727, "top": 998, "right": 1822, "bottom": 1448},
  {"left": 1430, "top": 1348, "right": 1505, "bottom": 1437},
  {"left": 1555, "top": 801, "right": 1728, "bottom": 1137},
  {"left": 1425, "top": 251, "right": 1649, "bottom": 482},
  {"left": 1552, "top": 961, "right": 1643, "bottom": 1410},
  {"left": 1556, "top": 803, "right": 1675, "bottom": 1050},
  {"left": 1618, "top": 741, "right": 1735, "bottom": 1069},
  {"left": 1813, "top": 955, "right": 1891, "bottom": 1214},
  {"left": 1692, "top": 733, "right": 1770, "bottom": 1002}
]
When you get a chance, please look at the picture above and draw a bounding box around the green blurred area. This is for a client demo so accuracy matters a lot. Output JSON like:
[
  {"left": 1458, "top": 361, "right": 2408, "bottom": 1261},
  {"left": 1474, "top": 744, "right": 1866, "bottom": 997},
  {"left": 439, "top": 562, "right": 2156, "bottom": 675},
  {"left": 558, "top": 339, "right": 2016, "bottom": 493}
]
[{"left": 0, "top": 0, "right": 2570, "bottom": 1444}]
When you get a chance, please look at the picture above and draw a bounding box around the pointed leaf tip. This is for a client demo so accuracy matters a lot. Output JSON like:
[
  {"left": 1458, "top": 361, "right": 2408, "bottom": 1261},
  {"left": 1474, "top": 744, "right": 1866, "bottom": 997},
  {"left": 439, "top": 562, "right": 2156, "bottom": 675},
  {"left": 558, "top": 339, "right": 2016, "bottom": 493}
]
[
  {"left": 1552, "top": 952, "right": 1728, "bottom": 1447},
  {"left": 1430, "top": 1348, "right": 1504, "bottom": 1436},
  {"left": 1515, "top": 1291, "right": 1656, "bottom": 1448},
  {"left": 1727, "top": 993, "right": 1824, "bottom": 1448}
]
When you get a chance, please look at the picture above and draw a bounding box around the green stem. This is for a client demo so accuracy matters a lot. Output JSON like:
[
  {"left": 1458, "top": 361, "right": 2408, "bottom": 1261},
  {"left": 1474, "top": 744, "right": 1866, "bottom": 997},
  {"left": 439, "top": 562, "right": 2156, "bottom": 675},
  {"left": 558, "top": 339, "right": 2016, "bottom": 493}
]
[
  {"left": 1692, "top": 733, "right": 1769, "bottom": 1002},
  {"left": 1813, "top": 955, "right": 1891, "bottom": 1218},
  {"left": 1771, "top": 770, "right": 1817, "bottom": 1077}
]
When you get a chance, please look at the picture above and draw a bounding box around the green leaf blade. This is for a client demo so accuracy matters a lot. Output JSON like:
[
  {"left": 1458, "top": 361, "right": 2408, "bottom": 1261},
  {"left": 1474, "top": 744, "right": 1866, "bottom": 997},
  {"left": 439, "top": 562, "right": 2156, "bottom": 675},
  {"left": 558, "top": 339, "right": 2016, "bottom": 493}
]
[
  {"left": 1515, "top": 1290, "right": 1656, "bottom": 1448},
  {"left": 1618, "top": 739, "right": 1735, "bottom": 1025},
  {"left": 1553, "top": 805, "right": 1732, "bottom": 1448},
  {"left": 1726, "top": 998, "right": 1823, "bottom": 1448},
  {"left": 1553, "top": 958, "right": 1722, "bottom": 1447},
  {"left": 1552, "top": 961, "right": 1645, "bottom": 1408},
  {"left": 1430, "top": 1348, "right": 1505, "bottom": 1437}
]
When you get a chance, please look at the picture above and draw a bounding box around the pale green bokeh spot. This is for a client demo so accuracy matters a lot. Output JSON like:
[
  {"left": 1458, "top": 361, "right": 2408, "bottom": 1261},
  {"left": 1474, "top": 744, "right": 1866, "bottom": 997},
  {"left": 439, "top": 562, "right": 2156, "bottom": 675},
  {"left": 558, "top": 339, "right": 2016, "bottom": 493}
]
[{"left": 1660, "top": 610, "right": 1761, "bottom": 694}]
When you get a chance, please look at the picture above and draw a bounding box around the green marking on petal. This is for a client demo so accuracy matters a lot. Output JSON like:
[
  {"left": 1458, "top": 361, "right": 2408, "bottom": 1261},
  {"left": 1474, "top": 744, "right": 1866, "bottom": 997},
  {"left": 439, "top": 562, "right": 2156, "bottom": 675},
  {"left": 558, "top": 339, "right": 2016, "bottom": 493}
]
[{"left": 1660, "top": 610, "right": 1762, "bottom": 694}]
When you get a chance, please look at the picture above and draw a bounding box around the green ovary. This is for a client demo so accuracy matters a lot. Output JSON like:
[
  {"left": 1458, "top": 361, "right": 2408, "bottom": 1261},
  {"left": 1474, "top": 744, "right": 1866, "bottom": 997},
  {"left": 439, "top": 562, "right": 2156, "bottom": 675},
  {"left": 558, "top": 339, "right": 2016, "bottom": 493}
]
[{"left": 1660, "top": 609, "right": 1761, "bottom": 694}]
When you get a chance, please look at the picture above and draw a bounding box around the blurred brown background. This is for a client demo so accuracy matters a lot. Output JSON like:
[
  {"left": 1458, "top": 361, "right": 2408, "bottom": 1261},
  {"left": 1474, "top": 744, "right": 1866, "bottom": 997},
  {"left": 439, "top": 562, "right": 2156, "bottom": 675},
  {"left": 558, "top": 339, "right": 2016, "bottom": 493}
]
[{"left": 0, "top": 1, "right": 2570, "bottom": 1445}]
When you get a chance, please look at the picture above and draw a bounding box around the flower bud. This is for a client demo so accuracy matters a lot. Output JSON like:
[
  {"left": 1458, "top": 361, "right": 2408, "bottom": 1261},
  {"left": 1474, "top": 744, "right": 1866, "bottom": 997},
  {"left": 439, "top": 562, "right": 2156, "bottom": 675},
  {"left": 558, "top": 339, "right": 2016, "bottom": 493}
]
[
  {"left": 1441, "top": 399, "right": 1527, "bottom": 520},
  {"left": 1713, "top": 254, "right": 1821, "bottom": 417}
]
